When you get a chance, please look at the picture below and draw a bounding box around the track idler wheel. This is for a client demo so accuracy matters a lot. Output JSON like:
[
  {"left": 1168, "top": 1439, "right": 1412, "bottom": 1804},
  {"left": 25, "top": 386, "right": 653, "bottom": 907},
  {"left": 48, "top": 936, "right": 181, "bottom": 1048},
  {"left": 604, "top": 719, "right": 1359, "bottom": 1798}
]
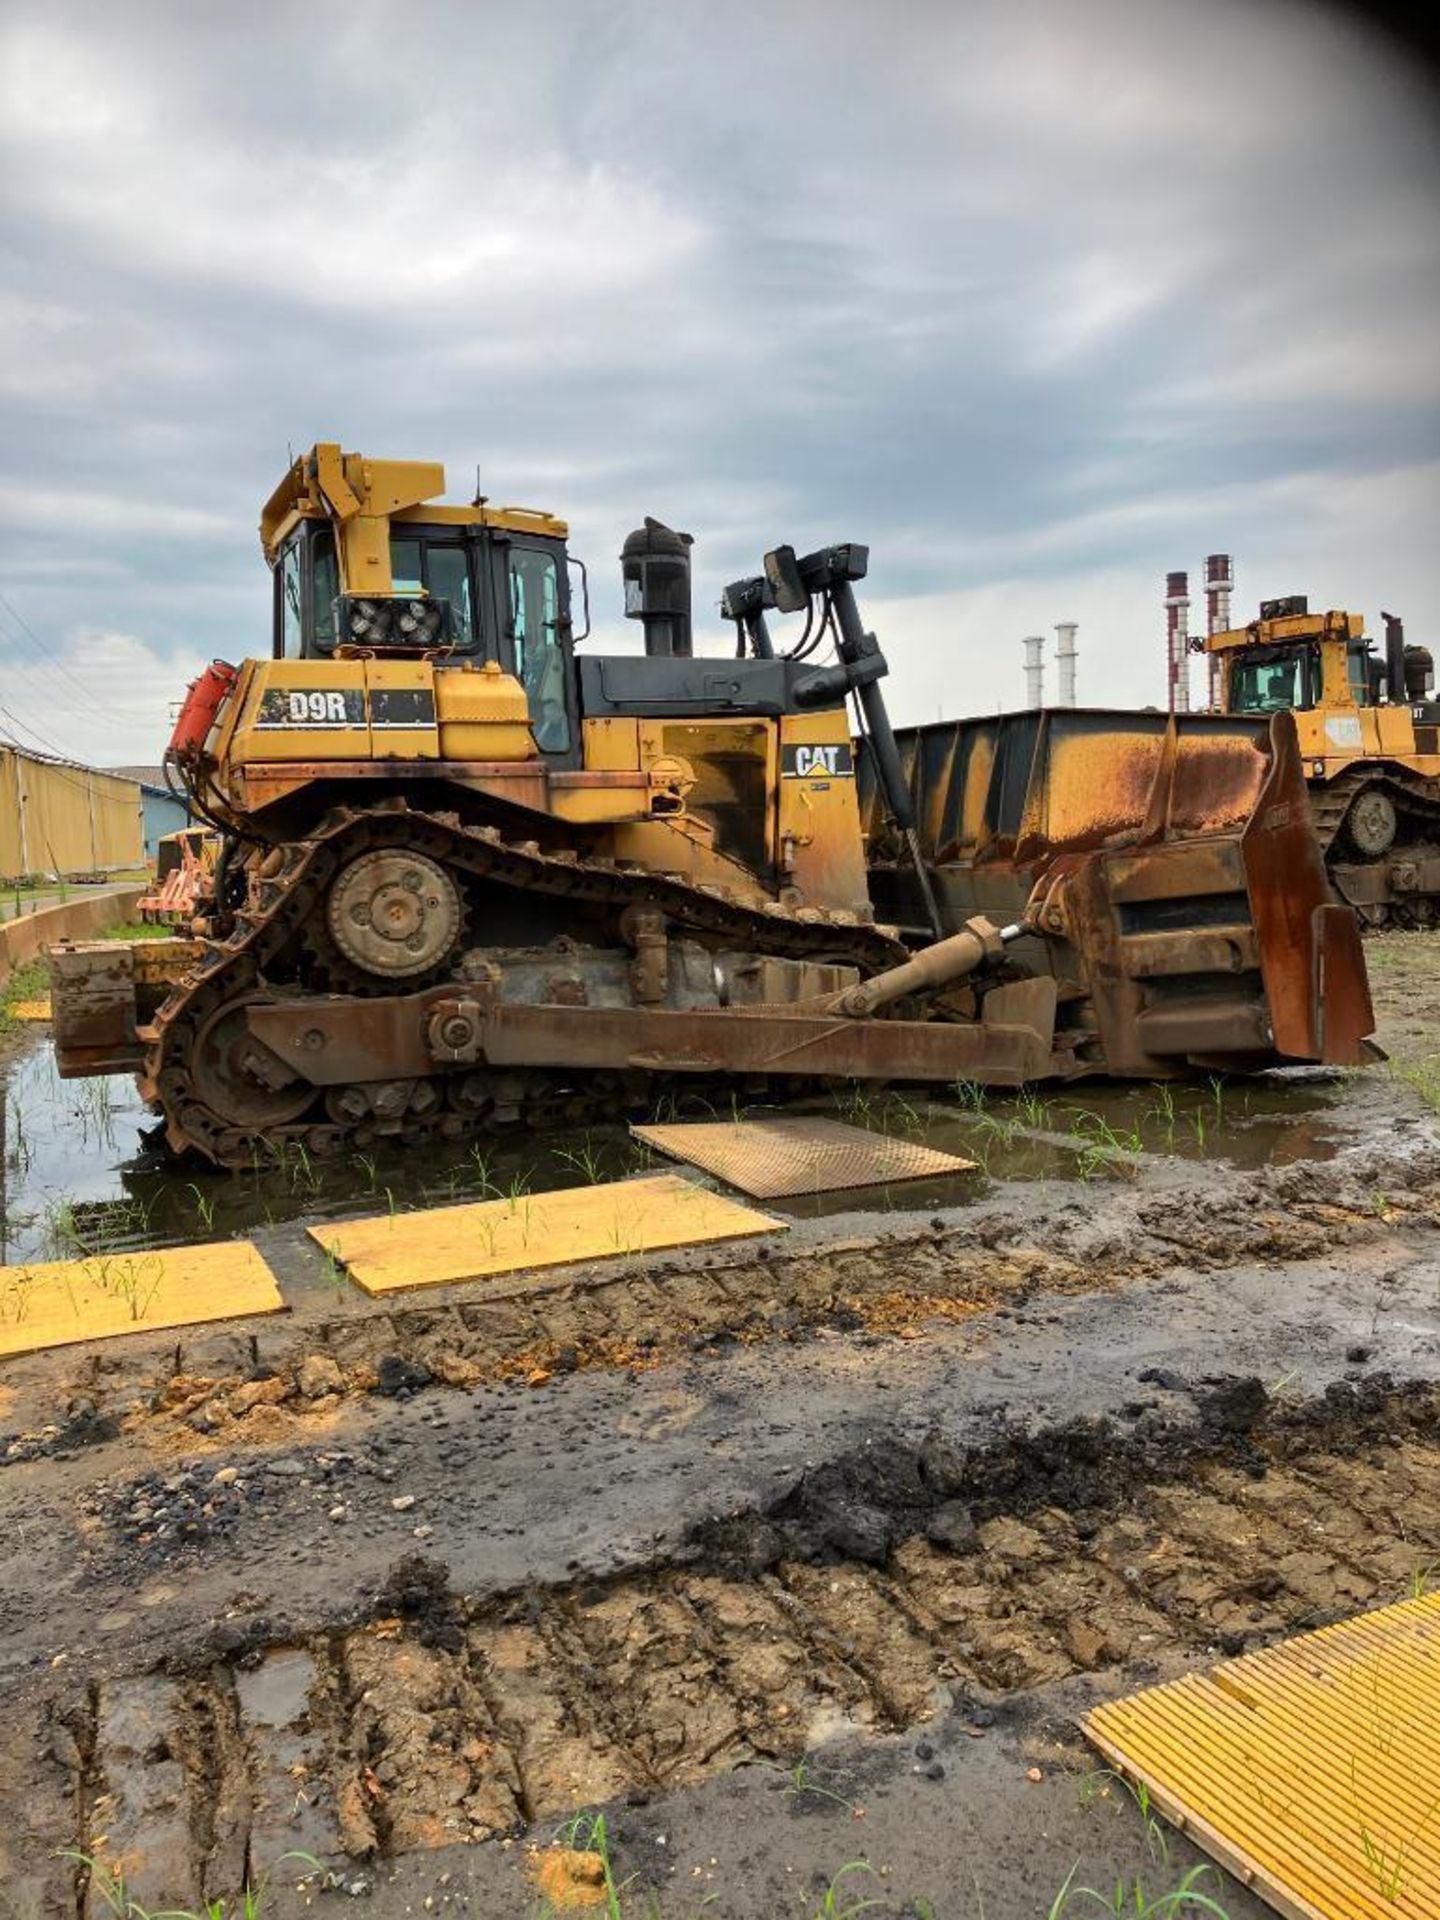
[
  {"left": 326, "top": 850, "right": 462, "bottom": 981},
  {"left": 188, "top": 996, "right": 318, "bottom": 1130}
]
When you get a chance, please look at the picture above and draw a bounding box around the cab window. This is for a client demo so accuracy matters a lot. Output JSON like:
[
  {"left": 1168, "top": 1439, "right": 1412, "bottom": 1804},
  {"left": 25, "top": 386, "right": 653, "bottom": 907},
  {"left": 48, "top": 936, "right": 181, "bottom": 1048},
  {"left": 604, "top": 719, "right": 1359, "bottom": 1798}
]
[
  {"left": 312, "top": 528, "right": 339, "bottom": 651},
  {"left": 390, "top": 538, "right": 424, "bottom": 595},
  {"left": 426, "top": 547, "right": 476, "bottom": 645},
  {"left": 387, "top": 537, "right": 476, "bottom": 646},
  {"left": 1229, "top": 645, "right": 1318, "bottom": 714},
  {"left": 280, "top": 540, "right": 303, "bottom": 658},
  {"left": 1346, "top": 642, "right": 1371, "bottom": 705},
  {"left": 509, "top": 547, "right": 570, "bottom": 751}
]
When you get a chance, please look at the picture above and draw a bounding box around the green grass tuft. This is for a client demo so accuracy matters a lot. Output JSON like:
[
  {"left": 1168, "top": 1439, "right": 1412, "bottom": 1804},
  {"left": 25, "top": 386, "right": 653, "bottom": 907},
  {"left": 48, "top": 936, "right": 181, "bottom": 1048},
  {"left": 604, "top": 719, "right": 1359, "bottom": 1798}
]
[
  {"left": 0, "top": 955, "right": 51, "bottom": 1037},
  {"left": 100, "top": 919, "right": 174, "bottom": 942},
  {"left": 58, "top": 1849, "right": 327, "bottom": 1919}
]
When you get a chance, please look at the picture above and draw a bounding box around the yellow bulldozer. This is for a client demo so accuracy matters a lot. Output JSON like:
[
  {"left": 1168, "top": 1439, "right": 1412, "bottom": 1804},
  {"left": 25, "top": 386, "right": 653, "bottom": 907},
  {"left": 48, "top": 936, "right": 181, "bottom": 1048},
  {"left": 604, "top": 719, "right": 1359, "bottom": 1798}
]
[
  {"left": 51, "top": 445, "right": 1375, "bottom": 1167},
  {"left": 1202, "top": 595, "right": 1440, "bottom": 928}
]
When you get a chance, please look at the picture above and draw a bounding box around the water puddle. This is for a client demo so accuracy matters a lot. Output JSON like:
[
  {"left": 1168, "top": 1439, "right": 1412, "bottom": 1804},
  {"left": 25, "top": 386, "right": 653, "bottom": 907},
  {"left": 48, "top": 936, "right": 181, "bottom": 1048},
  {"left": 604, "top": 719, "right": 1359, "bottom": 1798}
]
[
  {"left": 766, "top": 1076, "right": 1345, "bottom": 1218},
  {"left": 0, "top": 1031, "right": 1348, "bottom": 1263},
  {"left": 1, "top": 1044, "right": 160, "bottom": 1265},
  {"left": 1029, "top": 1077, "right": 1346, "bottom": 1171},
  {"left": 0, "top": 1037, "right": 653, "bottom": 1265}
]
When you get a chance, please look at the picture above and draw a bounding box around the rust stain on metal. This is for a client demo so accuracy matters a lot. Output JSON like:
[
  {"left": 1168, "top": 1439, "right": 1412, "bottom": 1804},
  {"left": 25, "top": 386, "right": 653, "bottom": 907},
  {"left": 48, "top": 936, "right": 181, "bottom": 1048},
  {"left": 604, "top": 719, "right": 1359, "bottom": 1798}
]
[{"left": 1028, "top": 729, "right": 1166, "bottom": 852}]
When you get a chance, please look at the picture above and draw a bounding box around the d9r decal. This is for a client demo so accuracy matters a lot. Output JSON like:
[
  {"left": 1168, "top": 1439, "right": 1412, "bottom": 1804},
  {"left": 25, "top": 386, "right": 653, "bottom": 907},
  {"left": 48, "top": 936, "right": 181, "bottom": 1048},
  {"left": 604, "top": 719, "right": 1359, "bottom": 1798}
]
[
  {"left": 256, "top": 687, "right": 366, "bottom": 729},
  {"left": 781, "top": 742, "right": 854, "bottom": 778}
]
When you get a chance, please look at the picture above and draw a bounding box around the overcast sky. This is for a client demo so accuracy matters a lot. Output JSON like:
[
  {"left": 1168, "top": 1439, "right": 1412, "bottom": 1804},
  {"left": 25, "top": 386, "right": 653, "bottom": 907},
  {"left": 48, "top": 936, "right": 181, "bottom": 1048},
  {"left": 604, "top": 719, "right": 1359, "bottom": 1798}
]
[{"left": 0, "top": 0, "right": 1436, "bottom": 765}]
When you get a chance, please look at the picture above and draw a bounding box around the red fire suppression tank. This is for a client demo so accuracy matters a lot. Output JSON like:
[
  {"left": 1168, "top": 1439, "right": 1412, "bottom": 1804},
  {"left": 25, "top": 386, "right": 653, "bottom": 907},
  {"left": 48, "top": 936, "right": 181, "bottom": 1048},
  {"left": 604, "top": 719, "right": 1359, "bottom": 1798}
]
[{"left": 170, "top": 661, "right": 238, "bottom": 755}]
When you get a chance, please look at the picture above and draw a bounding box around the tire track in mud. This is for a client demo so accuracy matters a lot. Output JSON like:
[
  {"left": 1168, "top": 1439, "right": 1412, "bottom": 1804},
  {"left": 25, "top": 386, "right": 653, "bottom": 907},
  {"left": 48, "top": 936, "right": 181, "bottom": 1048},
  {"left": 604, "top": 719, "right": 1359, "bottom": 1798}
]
[{"left": 21, "top": 1382, "right": 1440, "bottom": 1911}]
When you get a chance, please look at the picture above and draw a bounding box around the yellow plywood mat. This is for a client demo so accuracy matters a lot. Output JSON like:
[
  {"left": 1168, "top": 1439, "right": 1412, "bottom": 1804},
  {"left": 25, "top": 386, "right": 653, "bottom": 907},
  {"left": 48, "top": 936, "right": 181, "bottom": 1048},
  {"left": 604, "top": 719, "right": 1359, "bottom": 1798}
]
[
  {"left": 7, "top": 998, "right": 51, "bottom": 1020},
  {"left": 0, "top": 1241, "right": 285, "bottom": 1359},
  {"left": 1084, "top": 1591, "right": 1440, "bottom": 1919},
  {"left": 630, "top": 1115, "right": 976, "bottom": 1199},
  {"left": 310, "top": 1173, "right": 785, "bottom": 1296}
]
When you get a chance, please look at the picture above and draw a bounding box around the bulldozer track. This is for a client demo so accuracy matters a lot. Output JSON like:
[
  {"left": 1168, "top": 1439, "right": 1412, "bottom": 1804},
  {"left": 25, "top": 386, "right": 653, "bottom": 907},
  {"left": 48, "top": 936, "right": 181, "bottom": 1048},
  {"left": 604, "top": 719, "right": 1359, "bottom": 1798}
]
[
  {"left": 146, "top": 807, "right": 913, "bottom": 1167},
  {"left": 1309, "top": 766, "right": 1440, "bottom": 930},
  {"left": 1308, "top": 766, "right": 1440, "bottom": 847}
]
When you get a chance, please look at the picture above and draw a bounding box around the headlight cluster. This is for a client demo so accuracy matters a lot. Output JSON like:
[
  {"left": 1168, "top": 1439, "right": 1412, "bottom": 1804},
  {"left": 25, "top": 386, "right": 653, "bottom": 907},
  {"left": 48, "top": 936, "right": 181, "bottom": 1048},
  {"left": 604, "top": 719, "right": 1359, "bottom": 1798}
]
[{"left": 335, "top": 596, "right": 452, "bottom": 649}]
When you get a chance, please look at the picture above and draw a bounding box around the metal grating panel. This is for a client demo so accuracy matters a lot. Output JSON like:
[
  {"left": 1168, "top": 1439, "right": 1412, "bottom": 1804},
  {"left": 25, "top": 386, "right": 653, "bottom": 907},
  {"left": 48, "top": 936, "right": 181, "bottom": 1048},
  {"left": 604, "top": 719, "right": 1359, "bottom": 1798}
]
[
  {"left": 311, "top": 1173, "right": 783, "bottom": 1296},
  {"left": 8, "top": 998, "right": 51, "bottom": 1020},
  {"left": 1084, "top": 1592, "right": 1440, "bottom": 1919},
  {"left": 630, "top": 1116, "right": 975, "bottom": 1199},
  {"left": 0, "top": 1242, "right": 284, "bottom": 1358}
]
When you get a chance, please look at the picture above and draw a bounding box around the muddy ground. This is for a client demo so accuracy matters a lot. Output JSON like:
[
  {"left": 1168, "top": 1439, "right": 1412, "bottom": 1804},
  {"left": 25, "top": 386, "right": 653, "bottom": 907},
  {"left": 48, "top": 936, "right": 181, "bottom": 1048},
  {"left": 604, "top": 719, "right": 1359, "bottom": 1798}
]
[{"left": 0, "top": 932, "right": 1438, "bottom": 1918}]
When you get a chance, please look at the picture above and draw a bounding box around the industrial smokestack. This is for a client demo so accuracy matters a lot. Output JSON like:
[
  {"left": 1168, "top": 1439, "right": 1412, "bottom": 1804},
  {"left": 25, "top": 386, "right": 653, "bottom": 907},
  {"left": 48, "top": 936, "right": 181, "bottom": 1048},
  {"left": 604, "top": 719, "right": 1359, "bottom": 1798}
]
[
  {"left": 1204, "top": 554, "right": 1233, "bottom": 711},
  {"left": 1055, "top": 622, "right": 1078, "bottom": 707},
  {"left": 1022, "top": 634, "right": 1045, "bottom": 708},
  {"left": 1164, "top": 571, "right": 1191, "bottom": 714}
]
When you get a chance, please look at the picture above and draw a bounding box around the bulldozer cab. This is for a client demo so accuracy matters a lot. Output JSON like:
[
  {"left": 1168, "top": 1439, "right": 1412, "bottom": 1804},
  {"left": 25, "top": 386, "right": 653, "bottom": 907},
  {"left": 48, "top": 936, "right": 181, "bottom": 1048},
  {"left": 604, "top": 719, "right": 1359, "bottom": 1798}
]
[
  {"left": 1215, "top": 598, "right": 1374, "bottom": 718},
  {"left": 265, "top": 446, "right": 582, "bottom": 761},
  {"left": 1206, "top": 596, "right": 1440, "bottom": 727}
]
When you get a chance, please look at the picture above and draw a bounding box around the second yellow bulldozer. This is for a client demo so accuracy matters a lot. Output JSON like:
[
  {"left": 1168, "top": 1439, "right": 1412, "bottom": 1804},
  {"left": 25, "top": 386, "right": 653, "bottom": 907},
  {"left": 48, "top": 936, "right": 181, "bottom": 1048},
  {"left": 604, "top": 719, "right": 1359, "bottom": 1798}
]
[
  {"left": 1203, "top": 595, "right": 1440, "bottom": 928},
  {"left": 51, "top": 445, "right": 1375, "bottom": 1166}
]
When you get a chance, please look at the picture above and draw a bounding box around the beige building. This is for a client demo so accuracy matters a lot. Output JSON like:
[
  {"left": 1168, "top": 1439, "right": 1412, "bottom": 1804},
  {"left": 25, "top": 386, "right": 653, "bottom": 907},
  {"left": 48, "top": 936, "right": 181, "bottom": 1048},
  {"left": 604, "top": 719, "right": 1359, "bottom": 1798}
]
[{"left": 0, "top": 745, "right": 144, "bottom": 881}]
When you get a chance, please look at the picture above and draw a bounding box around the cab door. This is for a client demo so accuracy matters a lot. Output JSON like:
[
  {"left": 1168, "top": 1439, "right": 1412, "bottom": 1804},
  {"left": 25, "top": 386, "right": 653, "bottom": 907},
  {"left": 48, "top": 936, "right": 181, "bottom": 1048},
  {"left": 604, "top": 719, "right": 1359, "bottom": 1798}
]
[{"left": 487, "top": 536, "right": 580, "bottom": 768}]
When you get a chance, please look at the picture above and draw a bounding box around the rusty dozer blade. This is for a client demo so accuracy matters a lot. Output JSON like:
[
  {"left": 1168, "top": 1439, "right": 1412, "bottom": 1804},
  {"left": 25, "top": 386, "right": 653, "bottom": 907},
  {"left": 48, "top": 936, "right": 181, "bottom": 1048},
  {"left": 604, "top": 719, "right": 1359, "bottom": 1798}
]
[{"left": 861, "top": 706, "right": 1375, "bottom": 1077}]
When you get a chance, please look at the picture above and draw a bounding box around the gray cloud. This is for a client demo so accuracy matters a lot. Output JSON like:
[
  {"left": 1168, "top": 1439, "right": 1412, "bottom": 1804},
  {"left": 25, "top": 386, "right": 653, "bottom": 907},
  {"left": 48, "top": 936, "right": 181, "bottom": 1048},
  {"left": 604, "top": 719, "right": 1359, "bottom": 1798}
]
[{"left": 0, "top": 0, "right": 1437, "bottom": 759}]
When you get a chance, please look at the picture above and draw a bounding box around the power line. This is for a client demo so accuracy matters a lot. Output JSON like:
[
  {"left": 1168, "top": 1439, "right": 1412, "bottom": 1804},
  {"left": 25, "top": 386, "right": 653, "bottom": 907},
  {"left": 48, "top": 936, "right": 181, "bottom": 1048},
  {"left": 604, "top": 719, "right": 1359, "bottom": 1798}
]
[
  {"left": 0, "top": 646, "right": 168, "bottom": 728},
  {"left": 0, "top": 591, "right": 175, "bottom": 723},
  {"left": 0, "top": 669, "right": 113, "bottom": 762},
  {"left": 0, "top": 635, "right": 177, "bottom": 761},
  {"left": 0, "top": 680, "right": 162, "bottom": 757},
  {"left": 0, "top": 648, "right": 152, "bottom": 727},
  {"left": 0, "top": 588, "right": 120, "bottom": 720},
  {"left": 0, "top": 701, "right": 77, "bottom": 760},
  {"left": 0, "top": 697, "right": 137, "bottom": 796},
  {"left": 0, "top": 650, "right": 168, "bottom": 732}
]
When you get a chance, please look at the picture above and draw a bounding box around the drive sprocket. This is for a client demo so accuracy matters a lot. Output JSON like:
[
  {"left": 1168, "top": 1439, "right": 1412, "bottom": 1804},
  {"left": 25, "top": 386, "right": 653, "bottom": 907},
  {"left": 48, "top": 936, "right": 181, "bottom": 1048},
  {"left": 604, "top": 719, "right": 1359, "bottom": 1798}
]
[{"left": 305, "top": 846, "right": 466, "bottom": 991}]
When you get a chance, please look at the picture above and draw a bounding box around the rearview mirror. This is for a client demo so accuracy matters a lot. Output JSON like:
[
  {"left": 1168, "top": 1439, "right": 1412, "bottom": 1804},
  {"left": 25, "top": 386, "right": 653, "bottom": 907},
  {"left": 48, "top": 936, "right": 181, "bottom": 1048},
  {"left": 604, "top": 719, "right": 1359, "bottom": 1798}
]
[
  {"left": 567, "top": 555, "right": 591, "bottom": 642},
  {"left": 763, "top": 545, "right": 808, "bottom": 615}
]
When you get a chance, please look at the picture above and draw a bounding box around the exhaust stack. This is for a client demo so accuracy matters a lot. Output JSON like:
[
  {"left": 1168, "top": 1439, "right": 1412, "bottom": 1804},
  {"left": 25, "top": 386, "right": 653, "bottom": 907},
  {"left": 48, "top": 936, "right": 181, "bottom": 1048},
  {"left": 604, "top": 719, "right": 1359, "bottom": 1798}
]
[
  {"left": 1055, "top": 622, "right": 1077, "bottom": 707},
  {"left": 1022, "top": 634, "right": 1045, "bottom": 708},
  {"left": 621, "top": 518, "right": 694, "bottom": 658},
  {"left": 1204, "top": 554, "right": 1233, "bottom": 711},
  {"left": 1165, "top": 571, "right": 1191, "bottom": 713},
  {"left": 1382, "top": 611, "right": 1408, "bottom": 704}
]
